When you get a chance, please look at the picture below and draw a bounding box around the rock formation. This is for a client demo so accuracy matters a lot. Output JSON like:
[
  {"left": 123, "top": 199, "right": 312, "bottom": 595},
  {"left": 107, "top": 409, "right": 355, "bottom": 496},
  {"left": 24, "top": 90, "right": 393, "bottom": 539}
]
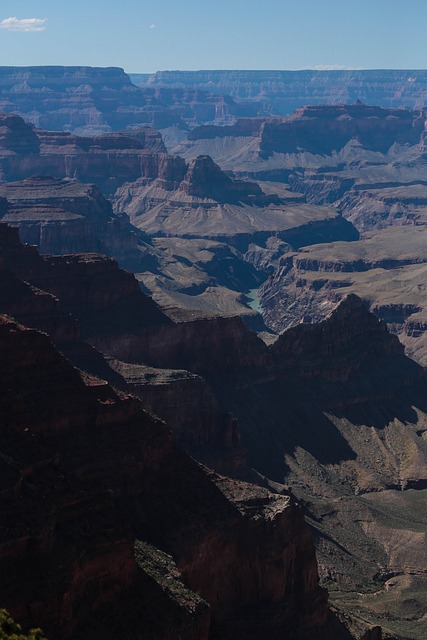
[
  {"left": 0, "top": 177, "right": 143, "bottom": 269},
  {"left": 134, "top": 69, "right": 427, "bottom": 113},
  {"left": 180, "top": 104, "right": 426, "bottom": 163},
  {"left": 1, "top": 218, "right": 425, "bottom": 638},
  {"left": 0, "top": 112, "right": 188, "bottom": 196},
  {"left": 258, "top": 225, "right": 427, "bottom": 364},
  {"left": 0, "top": 221, "right": 338, "bottom": 640},
  {"left": 0, "top": 66, "right": 254, "bottom": 134}
]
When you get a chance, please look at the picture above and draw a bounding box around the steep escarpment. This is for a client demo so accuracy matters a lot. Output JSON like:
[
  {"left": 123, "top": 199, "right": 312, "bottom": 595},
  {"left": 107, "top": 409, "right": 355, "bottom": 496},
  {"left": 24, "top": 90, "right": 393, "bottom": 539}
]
[
  {"left": 179, "top": 104, "right": 426, "bottom": 167},
  {"left": 108, "top": 360, "right": 243, "bottom": 473},
  {"left": 0, "top": 222, "right": 170, "bottom": 338},
  {"left": 258, "top": 104, "right": 424, "bottom": 156},
  {"left": 0, "top": 312, "right": 331, "bottom": 640},
  {"left": 0, "top": 112, "right": 189, "bottom": 196},
  {"left": 0, "top": 177, "right": 143, "bottom": 268},
  {"left": 0, "top": 66, "right": 252, "bottom": 133},
  {"left": 135, "top": 69, "right": 427, "bottom": 113}
]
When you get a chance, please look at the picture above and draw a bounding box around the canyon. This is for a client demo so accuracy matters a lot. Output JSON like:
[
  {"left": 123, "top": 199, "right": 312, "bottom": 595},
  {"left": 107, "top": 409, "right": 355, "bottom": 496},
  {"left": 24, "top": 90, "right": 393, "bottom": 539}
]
[
  {"left": 0, "top": 111, "right": 358, "bottom": 321},
  {"left": 0, "top": 66, "right": 256, "bottom": 135},
  {"left": 0, "top": 222, "right": 335, "bottom": 640},
  {"left": 1, "top": 65, "right": 427, "bottom": 640},
  {"left": 2, "top": 218, "right": 427, "bottom": 639},
  {"left": 170, "top": 103, "right": 427, "bottom": 364},
  {"left": 134, "top": 69, "right": 427, "bottom": 113}
]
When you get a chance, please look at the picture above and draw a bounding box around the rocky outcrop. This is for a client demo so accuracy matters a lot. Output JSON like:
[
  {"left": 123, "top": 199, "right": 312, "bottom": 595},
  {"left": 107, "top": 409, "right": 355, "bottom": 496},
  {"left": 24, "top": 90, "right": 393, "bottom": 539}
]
[
  {"left": 0, "top": 112, "right": 40, "bottom": 155},
  {"left": 0, "top": 112, "right": 190, "bottom": 196},
  {"left": 0, "top": 177, "right": 144, "bottom": 269},
  {"left": 259, "top": 105, "right": 424, "bottom": 156},
  {"left": 90, "top": 314, "right": 270, "bottom": 378},
  {"left": 179, "top": 155, "right": 263, "bottom": 203},
  {"left": 108, "top": 360, "right": 244, "bottom": 473},
  {"left": 0, "top": 222, "right": 170, "bottom": 337},
  {"left": 34, "top": 253, "right": 171, "bottom": 339},
  {"left": 271, "top": 294, "right": 404, "bottom": 382}
]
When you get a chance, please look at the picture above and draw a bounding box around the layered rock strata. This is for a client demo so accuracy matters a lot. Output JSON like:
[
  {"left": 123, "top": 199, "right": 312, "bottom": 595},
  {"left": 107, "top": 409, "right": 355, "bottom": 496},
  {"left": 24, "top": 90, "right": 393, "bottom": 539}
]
[
  {"left": 0, "top": 66, "right": 253, "bottom": 133},
  {"left": 258, "top": 225, "right": 427, "bottom": 364},
  {"left": 0, "top": 112, "right": 188, "bottom": 196},
  {"left": 135, "top": 69, "right": 427, "bottom": 113},
  {"left": 0, "top": 177, "right": 144, "bottom": 269}
]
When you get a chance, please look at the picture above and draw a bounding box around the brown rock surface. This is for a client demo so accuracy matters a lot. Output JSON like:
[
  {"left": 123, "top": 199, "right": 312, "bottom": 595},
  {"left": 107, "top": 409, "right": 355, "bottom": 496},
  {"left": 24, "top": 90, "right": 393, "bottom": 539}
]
[
  {"left": 0, "top": 312, "right": 330, "bottom": 639},
  {"left": 2, "top": 218, "right": 427, "bottom": 637}
]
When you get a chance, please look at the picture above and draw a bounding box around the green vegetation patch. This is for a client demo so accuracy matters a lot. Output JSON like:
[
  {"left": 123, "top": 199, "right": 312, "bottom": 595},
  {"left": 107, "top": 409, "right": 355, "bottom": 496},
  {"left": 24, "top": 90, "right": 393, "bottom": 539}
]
[
  {"left": 134, "top": 540, "right": 207, "bottom": 613},
  {"left": 0, "top": 610, "right": 47, "bottom": 640}
]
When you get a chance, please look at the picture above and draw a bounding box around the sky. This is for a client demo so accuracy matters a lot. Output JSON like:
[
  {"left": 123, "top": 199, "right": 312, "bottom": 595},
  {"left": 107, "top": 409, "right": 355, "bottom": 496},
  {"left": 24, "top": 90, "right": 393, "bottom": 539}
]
[{"left": 0, "top": 0, "right": 426, "bottom": 73}]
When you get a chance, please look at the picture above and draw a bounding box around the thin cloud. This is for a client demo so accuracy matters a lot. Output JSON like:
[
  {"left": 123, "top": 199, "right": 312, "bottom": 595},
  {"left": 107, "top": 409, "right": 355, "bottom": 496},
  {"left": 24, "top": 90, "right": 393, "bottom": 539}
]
[
  {"left": 149, "top": 23, "right": 157, "bottom": 29},
  {"left": 307, "top": 65, "right": 364, "bottom": 71},
  {"left": 0, "top": 17, "right": 47, "bottom": 32}
]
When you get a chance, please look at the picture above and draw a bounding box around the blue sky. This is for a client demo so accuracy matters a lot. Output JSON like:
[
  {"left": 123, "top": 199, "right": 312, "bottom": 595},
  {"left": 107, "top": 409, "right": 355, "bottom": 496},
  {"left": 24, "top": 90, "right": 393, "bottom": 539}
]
[{"left": 0, "top": 0, "right": 426, "bottom": 72}]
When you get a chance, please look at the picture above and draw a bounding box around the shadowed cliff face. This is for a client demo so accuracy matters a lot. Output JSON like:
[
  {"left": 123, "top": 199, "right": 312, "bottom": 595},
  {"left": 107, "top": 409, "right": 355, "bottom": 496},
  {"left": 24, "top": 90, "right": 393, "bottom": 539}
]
[
  {"left": 0, "top": 222, "right": 170, "bottom": 337},
  {"left": 0, "top": 313, "right": 330, "bottom": 640},
  {"left": 0, "top": 221, "right": 338, "bottom": 640},
  {"left": 1, "top": 220, "right": 425, "bottom": 638}
]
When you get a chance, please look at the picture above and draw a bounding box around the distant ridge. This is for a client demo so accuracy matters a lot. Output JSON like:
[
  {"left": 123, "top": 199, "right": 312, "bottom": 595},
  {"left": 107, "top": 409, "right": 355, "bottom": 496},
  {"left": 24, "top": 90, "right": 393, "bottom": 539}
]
[{"left": 131, "top": 69, "right": 427, "bottom": 113}]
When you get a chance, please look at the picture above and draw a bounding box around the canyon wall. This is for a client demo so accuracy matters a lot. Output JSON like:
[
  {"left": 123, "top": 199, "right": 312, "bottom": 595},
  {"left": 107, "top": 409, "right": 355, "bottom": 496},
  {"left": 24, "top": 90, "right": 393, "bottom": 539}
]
[
  {"left": 0, "top": 66, "right": 254, "bottom": 133},
  {"left": 134, "top": 69, "right": 427, "bottom": 113}
]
